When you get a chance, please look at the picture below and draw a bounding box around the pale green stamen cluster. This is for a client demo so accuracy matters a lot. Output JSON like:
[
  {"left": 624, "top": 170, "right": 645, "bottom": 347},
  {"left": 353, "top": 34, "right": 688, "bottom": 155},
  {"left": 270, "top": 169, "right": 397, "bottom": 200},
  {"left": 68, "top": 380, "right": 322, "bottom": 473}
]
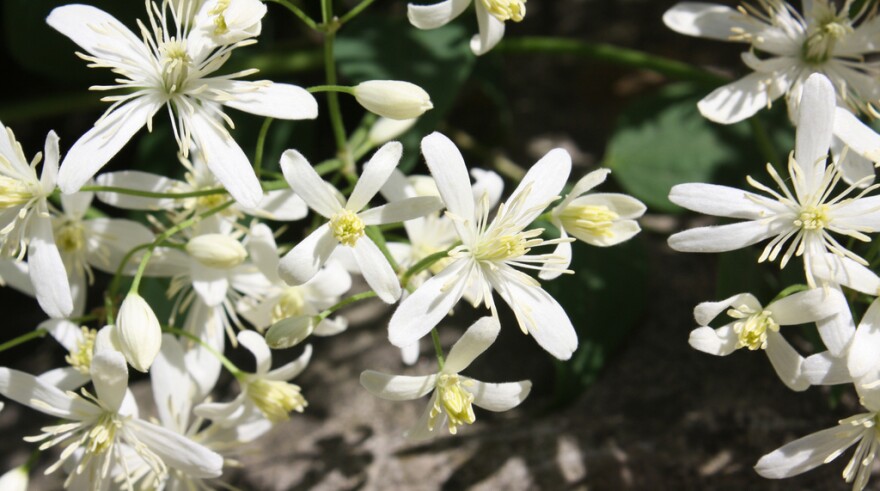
[
  {"left": 55, "top": 221, "right": 87, "bottom": 253},
  {"left": 248, "top": 379, "right": 308, "bottom": 423},
  {"left": 728, "top": 305, "right": 779, "bottom": 350},
  {"left": 429, "top": 373, "right": 476, "bottom": 434},
  {"left": 158, "top": 38, "right": 192, "bottom": 93},
  {"left": 0, "top": 175, "right": 33, "bottom": 209},
  {"left": 480, "top": 0, "right": 526, "bottom": 23},
  {"left": 794, "top": 204, "right": 830, "bottom": 231},
  {"left": 803, "top": 3, "right": 853, "bottom": 64},
  {"left": 330, "top": 209, "right": 365, "bottom": 247},
  {"left": 210, "top": 0, "right": 232, "bottom": 35},
  {"left": 65, "top": 327, "right": 97, "bottom": 375},
  {"left": 472, "top": 229, "right": 542, "bottom": 262},
  {"left": 272, "top": 287, "right": 306, "bottom": 323},
  {"left": 559, "top": 204, "right": 619, "bottom": 239}
]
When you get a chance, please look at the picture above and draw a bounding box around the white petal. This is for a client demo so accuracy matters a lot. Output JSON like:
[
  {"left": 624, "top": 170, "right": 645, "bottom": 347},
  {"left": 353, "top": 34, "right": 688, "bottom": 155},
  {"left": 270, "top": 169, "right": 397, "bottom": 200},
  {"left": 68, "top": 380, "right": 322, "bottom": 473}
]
[
  {"left": 563, "top": 169, "right": 610, "bottom": 208},
  {"left": 183, "top": 300, "right": 225, "bottom": 400},
  {"left": 0, "top": 259, "right": 33, "bottom": 297},
  {"left": 244, "top": 189, "right": 308, "bottom": 221},
  {"left": 265, "top": 315, "right": 315, "bottom": 349},
  {"left": 444, "top": 317, "right": 501, "bottom": 373},
  {"left": 407, "top": 0, "right": 471, "bottom": 29},
  {"left": 58, "top": 98, "right": 160, "bottom": 193},
  {"left": 89, "top": 351, "right": 129, "bottom": 413},
  {"left": 811, "top": 253, "right": 880, "bottom": 294},
  {"left": 360, "top": 371, "right": 436, "bottom": 400},
  {"left": 765, "top": 330, "right": 809, "bottom": 391},
  {"left": 768, "top": 288, "right": 844, "bottom": 325},
  {"left": 238, "top": 330, "right": 272, "bottom": 375},
  {"left": 667, "top": 220, "right": 780, "bottom": 253},
  {"left": 688, "top": 325, "right": 738, "bottom": 355},
  {"left": 834, "top": 107, "right": 880, "bottom": 168},
  {"left": 46, "top": 5, "right": 150, "bottom": 65},
  {"left": 831, "top": 137, "right": 875, "bottom": 187},
  {"left": 0, "top": 367, "right": 94, "bottom": 419},
  {"left": 848, "top": 299, "right": 880, "bottom": 379},
  {"left": 190, "top": 109, "right": 263, "bottom": 209},
  {"left": 246, "top": 222, "right": 281, "bottom": 282},
  {"left": 35, "top": 367, "right": 89, "bottom": 392},
  {"left": 401, "top": 341, "right": 420, "bottom": 366},
  {"left": 95, "top": 171, "right": 179, "bottom": 210},
  {"left": 359, "top": 196, "right": 444, "bottom": 225},
  {"left": 388, "top": 258, "right": 470, "bottom": 348},
  {"left": 754, "top": 422, "right": 866, "bottom": 479},
  {"left": 221, "top": 81, "right": 318, "bottom": 120},
  {"left": 347, "top": 142, "right": 403, "bottom": 212},
  {"left": 506, "top": 148, "right": 572, "bottom": 226},
  {"left": 28, "top": 214, "right": 73, "bottom": 318},
  {"left": 662, "top": 2, "right": 750, "bottom": 41},
  {"left": 470, "top": 168, "right": 504, "bottom": 210},
  {"left": 277, "top": 224, "right": 337, "bottom": 286},
  {"left": 669, "top": 183, "right": 772, "bottom": 218},
  {"left": 266, "top": 345, "right": 312, "bottom": 381},
  {"left": 190, "top": 261, "right": 229, "bottom": 307},
  {"left": 421, "top": 132, "right": 475, "bottom": 238},
  {"left": 352, "top": 237, "right": 402, "bottom": 303},
  {"left": 815, "top": 288, "right": 855, "bottom": 357},
  {"left": 538, "top": 229, "right": 571, "bottom": 281},
  {"left": 279, "top": 149, "right": 342, "bottom": 218},
  {"left": 128, "top": 419, "right": 224, "bottom": 478},
  {"left": 694, "top": 293, "right": 760, "bottom": 325},
  {"left": 151, "top": 334, "right": 192, "bottom": 432},
  {"left": 469, "top": 380, "right": 531, "bottom": 411},
  {"left": 470, "top": 2, "right": 505, "bottom": 55},
  {"left": 40, "top": 131, "right": 60, "bottom": 192},
  {"left": 697, "top": 73, "right": 780, "bottom": 124},
  {"left": 83, "top": 218, "right": 156, "bottom": 274},
  {"left": 803, "top": 351, "right": 852, "bottom": 386},
  {"left": 795, "top": 74, "right": 835, "bottom": 190},
  {"left": 405, "top": 392, "right": 444, "bottom": 440},
  {"left": 305, "top": 260, "right": 352, "bottom": 299},
  {"left": 40, "top": 318, "right": 82, "bottom": 352}
]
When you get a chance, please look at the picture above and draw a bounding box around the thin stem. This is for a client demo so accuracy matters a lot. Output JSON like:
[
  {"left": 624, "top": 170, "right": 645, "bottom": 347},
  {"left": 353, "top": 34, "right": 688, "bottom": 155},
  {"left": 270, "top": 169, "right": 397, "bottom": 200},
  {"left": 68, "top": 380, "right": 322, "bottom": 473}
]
[
  {"left": 431, "top": 328, "right": 445, "bottom": 369},
  {"left": 81, "top": 185, "right": 228, "bottom": 200},
  {"left": 401, "top": 247, "right": 455, "bottom": 288},
  {"left": 320, "top": 0, "right": 353, "bottom": 173},
  {"left": 163, "top": 326, "right": 243, "bottom": 378},
  {"left": 308, "top": 85, "right": 355, "bottom": 94},
  {"left": 254, "top": 117, "right": 275, "bottom": 179},
  {"left": 0, "top": 329, "right": 47, "bottom": 354},
  {"left": 319, "top": 290, "right": 379, "bottom": 319},
  {"left": 365, "top": 226, "right": 399, "bottom": 272},
  {"left": 315, "top": 158, "right": 344, "bottom": 176},
  {"left": 263, "top": 0, "right": 319, "bottom": 29},
  {"left": 23, "top": 449, "right": 40, "bottom": 473},
  {"left": 338, "top": 0, "right": 376, "bottom": 24}
]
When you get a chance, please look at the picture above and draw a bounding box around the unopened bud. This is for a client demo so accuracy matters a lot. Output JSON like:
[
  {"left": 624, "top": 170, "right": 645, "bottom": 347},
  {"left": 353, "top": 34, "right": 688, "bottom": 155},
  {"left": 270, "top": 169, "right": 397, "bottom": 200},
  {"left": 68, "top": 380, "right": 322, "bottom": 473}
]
[
  {"left": 186, "top": 234, "right": 247, "bottom": 269},
  {"left": 115, "top": 294, "right": 162, "bottom": 372},
  {"left": 354, "top": 81, "right": 433, "bottom": 120},
  {"left": 265, "top": 315, "right": 315, "bottom": 349}
]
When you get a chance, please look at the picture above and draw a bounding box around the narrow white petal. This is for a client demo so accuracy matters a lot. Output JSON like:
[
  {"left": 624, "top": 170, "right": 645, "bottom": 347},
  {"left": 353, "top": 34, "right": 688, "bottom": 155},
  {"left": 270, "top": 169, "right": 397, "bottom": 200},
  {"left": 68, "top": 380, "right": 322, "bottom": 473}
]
[
  {"left": 277, "top": 224, "right": 337, "bottom": 286},
  {"left": 754, "top": 423, "right": 866, "bottom": 478},
  {"left": 280, "top": 149, "right": 342, "bottom": 218},
  {"left": 662, "top": 2, "right": 750, "bottom": 40},
  {"left": 768, "top": 288, "right": 844, "bottom": 325},
  {"left": 151, "top": 335, "right": 192, "bottom": 432},
  {"left": 28, "top": 214, "right": 73, "bottom": 318},
  {"left": 190, "top": 109, "right": 263, "bottom": 209},
  {"left": 35, "top": 367, "right": 89, "bottom": 392},
  {"left": 58, "top": 99, "right": 159, "bottom": 193},
  {"left": 697, "top": 73, "right": 778, "bottom": 124},
  {"left": 506, "top": 148, "right": 572, "bottom": 226},
  {"left": 834, "top": 107, "right": 880, "bottom": 168},
  {"left": 469, "top": 380, "right": 531, "bottom": 411},
  {"left": 848, "top": 299, "right": 880, "bottom": 379},
  {"left": 803, "top": 351, "right": 852, "bottom": 385},
  {"left": 538, "top": 230, "right": 571, "bottom": 281},
  {"left": 694, "top": 293, "right": 760, "bottom": 325},
  {"left": 246, "top": 222, "right": 281, "bottom": 282},
  {"left": 407, "top": 0, "right": 471, "bottom": 29},
  {"left": 46, "top": 5, "right": 150, "bottom": 64},
  {"left": 0, "top": 367, "right": 94, "bottom": 419},
  {"left": 83, "top": 219, "right": 156, "bottom": 274},
  {"left": 444, "top": 317, "right": 501, "bottom": 373},
  {"left": 812, "top": 253, "right": 880, "bottom": 294},
  {"left": 221, "top": 81, "right": 318, "bottom": 120},
  {"left": 190, "top": 261, "right": 229, "bottom": 307},
  {"left": 795, "top": 74, "right": 835, "bottom": 190},
  {"left": 667, "top": 220, "right": 779, "bottom": 253},
  {"left": 688, "top": 325, "right": 738, "bottom": 355},
  {"left": 388, "top": 258, "right": 470, "bottom": 347},
  {"left": 765, "top": 330, "right": 809, "bottom": 391},
  {"left": 40, "top": 318, "right": 82, "bottom": 352},
  {"left": 128, "top": 419, "right": 224, "bottom": 478},
  {"left": 266, "top": 345, "right": 312, "bottom": 381},
  {"left": 347, "top": 142, "right": 403, "bottom": 212},
  {"left": 95, "top": 171, "right": 179, "bottom": 210},
  {"left": 470, "top": 2, "right": 506, "bottom": 55},
  {"left": 421, "top": 132, "right": 474, "bottom": 237},
  {"left": 359, "top": 196, "right": 444, "bottom": 225},
  {"left": 815, "top": 289, "right": 856, "bottom": 357},
  {"left": 360, "top": 371, "right": 437, "bottom": 400},
  {"left": 669, "top": 183, "right": 772, "bottom": 218},
  {"left": 40, "top": 131, "right": 60, "bottom": 192},
  {"left": 244, "top": 189, "right": 308, "bottom": 221},
  {"left": 0, "top": 259, "right": 34, "bottom": 297},
  {"left": 832, "top": 137, "right": 875, "bottom": 187},
  {"left": 238, "top": 330, "right": 272, "bottom": 375},
  {"left": 90, "top": 351, "right": 129, "bottom": 413},
  {"left": 352, "top": 237, "right": 402, "bottom": 303},
  {"left": 305, "top": 260, "right": 352, "bottom": 299}
]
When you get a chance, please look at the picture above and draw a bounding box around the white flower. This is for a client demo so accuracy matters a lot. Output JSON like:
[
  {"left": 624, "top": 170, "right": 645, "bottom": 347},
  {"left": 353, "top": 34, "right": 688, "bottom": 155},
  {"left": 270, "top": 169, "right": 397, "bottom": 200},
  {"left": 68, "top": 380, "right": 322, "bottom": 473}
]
[
  {"left": 47, "top": 1, "right": 318, "bottom": 208},
  {"left": 388, "top": 132, "right": 578, "bottom": 360},
  {"left": 0, "top": 351, "right": 223, "bottom": 488},
  {"left": 276, "top": 141, "right": 444, "bottom": 303},
  {"left": 664, "top": 0, "right": 880, "bottom": 124},
  {"left": 354, "top": 80, "right": 433, "bottom": 120},
  {"left": 195, "top": 330, "right": 312, "bottom": 425},
  {"left": 0, "top": 466, "right": 28, "bottom": 491},
  {"left": 541, "top": 168, "right": 646, "bottom": 280},
  {"left": 0, "top": 125, "right": 72, "bottom": 319},
  {"left": 408, "top": 0, "right": 526, "bottom": 55},
  {"left": 688, "top": 289, "right": 843, "bottom": 390},
  {"left": 115, "top": 293, "right": 163, "bottom": 372},
  {"left": 668, "top": 74, "right": 880, "bottom": 286},
  {"left": 362, "top": 316, "right": 531, "bottom": 439},
  {"left": 194, "top": 0, "right": 267, "bottom": 46}
]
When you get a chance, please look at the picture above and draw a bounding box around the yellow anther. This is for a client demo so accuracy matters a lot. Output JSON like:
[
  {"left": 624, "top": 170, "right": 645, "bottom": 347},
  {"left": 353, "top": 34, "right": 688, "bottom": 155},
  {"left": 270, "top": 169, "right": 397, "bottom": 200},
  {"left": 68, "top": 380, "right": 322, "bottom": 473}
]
[
  {"left": 86, "top": 412, "right": 121, "bottom": 455},
  {"left": 794, "top": 204, "right": 830, "bottom": 231},
  {"left": 330, "top": 209, "right": 365, "bottom": 247},
  {"left": 272, "top": 287, "right": 306, "bottom": 324},
  {"left": 65, "top": 327, "right": 97, "bottom": 375},
  {"left": 0, "top": 175, "right": 33, "bottom": 209},
  {"left": 480, "top": 0, "right": 526, "bottom": 22},
  {"left": 429, "top": 373, "right": 476, "bottom": 434},
  {"left": 210, "top": 0, "right": 231, "bottom": 35},
  {"left": 158, "top": 39, "right": 191, "bottom": 93},
  {"left": 559, "top": 204, "right": 619, "bottom": 239},
  {"left": 247, "top": 379, "right": 308, "bottom": 423},
  {"left": 55, "top": 221, "right": 86, "bottom": 253},
  {"left": 728, "top": 306, "right": 779, "bottom": 350}
]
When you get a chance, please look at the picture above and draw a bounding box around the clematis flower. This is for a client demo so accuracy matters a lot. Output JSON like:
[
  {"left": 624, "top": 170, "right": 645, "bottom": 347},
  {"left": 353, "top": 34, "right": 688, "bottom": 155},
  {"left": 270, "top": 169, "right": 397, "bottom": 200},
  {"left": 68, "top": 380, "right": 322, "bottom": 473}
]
[
  {"left": 688, "top": 288, "right": 844, "bottom": 390},
  {"left": 0, "top": 351, "right": 223, "bottom": 488},
  {"left": 0, "top": 123, "right": 72, "bottom": 319},
  {"left": 668, "top": 74, "right": 880, "bottom": 286},
  {"left": 276, "top": 142, "right": 444, "bottom": 304},
  {"left": 361, "top": 317, "right": 531, "bottom": 440},
  {"left": 47, "top": 1, "right": 318, "bottom": 208},
  {"left": 408, "top": 0, "right": 527, "bottom": 55},
  {"left": 388, "top": 132, "right": 578, "bottom": 360}
]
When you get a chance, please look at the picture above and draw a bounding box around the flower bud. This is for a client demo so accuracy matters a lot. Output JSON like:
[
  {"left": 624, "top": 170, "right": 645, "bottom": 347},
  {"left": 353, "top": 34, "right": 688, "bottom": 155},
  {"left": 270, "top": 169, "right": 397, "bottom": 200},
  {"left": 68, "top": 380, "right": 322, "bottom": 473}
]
[
  {"left": 368, "top": 117, "right": 418, "bottom": 144},
  {"left": 265, "top": 315, "right": 315, "bottom": 349},
  {"left": 0, "top": 466, "right": 28, "bottom": 491},
  {"left": 186, "top": 234, "right": 247, "bottom": 269},
  {"left": 115, "top": 294, "right": 162, "bottom": 372},
  {"left": 354, "top": 81, "right": 433, "bottom": 120}
]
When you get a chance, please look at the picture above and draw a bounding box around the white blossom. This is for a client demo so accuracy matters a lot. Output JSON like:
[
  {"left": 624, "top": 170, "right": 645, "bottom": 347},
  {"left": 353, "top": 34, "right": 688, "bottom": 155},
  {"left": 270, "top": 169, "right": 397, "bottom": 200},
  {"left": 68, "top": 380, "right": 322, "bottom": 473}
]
[{"left": 408, "top": 0, "right": 526, "bottom": 55}]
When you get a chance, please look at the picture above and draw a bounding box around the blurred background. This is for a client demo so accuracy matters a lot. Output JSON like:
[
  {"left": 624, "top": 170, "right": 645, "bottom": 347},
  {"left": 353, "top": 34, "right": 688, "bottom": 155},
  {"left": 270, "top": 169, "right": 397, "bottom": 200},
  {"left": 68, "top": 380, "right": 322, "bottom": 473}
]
[{"left": 0, "top": 0, "right": 866, "bottom": 489}]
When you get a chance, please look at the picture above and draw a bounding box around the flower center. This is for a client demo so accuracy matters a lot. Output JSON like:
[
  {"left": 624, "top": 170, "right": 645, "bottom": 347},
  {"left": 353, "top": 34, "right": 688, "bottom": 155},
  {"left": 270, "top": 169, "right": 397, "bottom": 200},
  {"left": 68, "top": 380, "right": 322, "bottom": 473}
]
[
  {"left": 330, "top": 209, "right": 365, "bottom": 247},
  {"left": 209, "top": 0, "right": 231, "bottom": 35},
  {"left": 471, "top": 228, "right": 542, "bottom": 262},
  {"left": 429, "top": 373, "right": 476, "bottom": 435},
  {"left": 272, "top": 287, "right": 306, "bottom": 323},
  {"left": 728, "top": 305, "right": 779, "bottom": 350},
  {"left": 55, "top": 220, "right": 87, "bottom": 253},
  {"left": 85, "top": 412, "right": 122, "bottom": 455},
  {"left": 803, "top": 7, "right": 852, "bottom": 64},
  {"left": 0, "top": 175, "right": 34, "bottom": 209},
  {"left": 559, "top": 204, "right": 619, "bottom": 239},
  {"left": 480, "top": 0, "right": 526, "bottom": 22},
  {"left": 65, "top": 327, "right": 97, "bottom": 375},
  {"left": 794, "top": 204, "right": 830, "bottom": 231},
  {"left": 158, "top": 38, "right": 192, "bottom": 93},
  {"left": 247, "top": 379, "right": 308, "bottom": 423}
]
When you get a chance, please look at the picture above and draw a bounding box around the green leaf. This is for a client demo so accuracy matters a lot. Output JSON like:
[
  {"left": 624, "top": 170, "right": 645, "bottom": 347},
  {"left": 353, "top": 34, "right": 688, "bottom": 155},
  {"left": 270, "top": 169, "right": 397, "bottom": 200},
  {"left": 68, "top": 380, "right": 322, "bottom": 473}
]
[
  {"left": 335, "top": 15, "right": 475, "bottom": 171},
  {"left": 605, "top": 83, "right": 793, "bottom": 212}
]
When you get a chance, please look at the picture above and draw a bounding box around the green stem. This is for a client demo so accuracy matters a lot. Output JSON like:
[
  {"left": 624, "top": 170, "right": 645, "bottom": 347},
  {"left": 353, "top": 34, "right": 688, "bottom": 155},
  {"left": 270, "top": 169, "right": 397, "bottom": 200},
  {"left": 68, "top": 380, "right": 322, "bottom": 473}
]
[
  {"left": 0, "top": 329, "right": 47, "bottom": 354},
  {"left": 80, "top": 185, "right": 228, "bottom": 200},
  {"left": 320, "top": 0, "right": 353, "bottom": 173},
  {"left": 315, "top": 158, "right": 344, "bottom": 176},
  {"left": 400, "top": 247, "right": 455, "bottom": 288},
  {"left": 749, "top": 116, "right": 781, "bottom": 166},
  {"left": 319, "top": 290, "right": 379, "bottom": 319},
  {"left": 309, "top": 84, "right": 355, "bottom": 94},
  {"left": 263, "top": 0, "right": 319, "bottom": 29},
  {"left": 496, "top": 37, "right": 727, "bottom": 86},
  {"left": 23, "top": 449, "right": 40, "bottom": 472},
  {"left": 771, "top": 284, "right": 810, "bottom": 303},
  {"left": 338, "top": 0, "right": 376, "bottom": 25},
  {"left": 163, "top": 326, "right": 243, "bottom": 377},
  {"left": 431, "top": 328, "right": 445, "bottom": 369},
  {"left": 254, "top": 117, "right": 275, "bottom": 179},
  {"left": 365, "top": 226, "right": 399, "bottom": 272}
]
